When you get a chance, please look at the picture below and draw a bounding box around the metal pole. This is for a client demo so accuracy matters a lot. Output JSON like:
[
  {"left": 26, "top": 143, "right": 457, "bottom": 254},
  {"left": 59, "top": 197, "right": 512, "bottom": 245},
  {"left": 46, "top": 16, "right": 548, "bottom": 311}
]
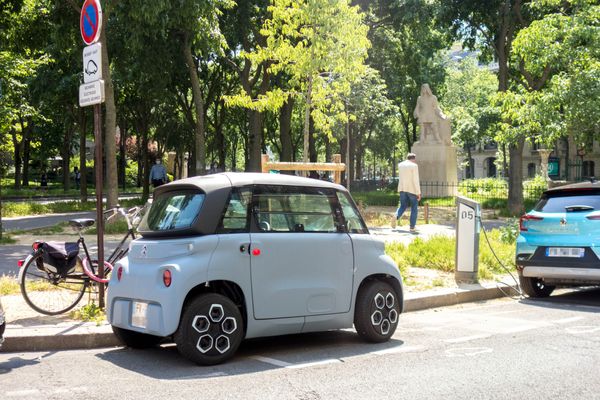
[{"left": 94, "top": 103, "right": 105, "bottom": 308}]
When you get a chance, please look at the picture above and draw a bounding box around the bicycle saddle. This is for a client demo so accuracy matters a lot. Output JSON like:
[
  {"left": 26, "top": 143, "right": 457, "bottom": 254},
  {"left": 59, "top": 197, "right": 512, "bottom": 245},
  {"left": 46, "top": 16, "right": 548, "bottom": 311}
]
[{"left": 68, "top": 219, "right": 95, "bottom": 229}]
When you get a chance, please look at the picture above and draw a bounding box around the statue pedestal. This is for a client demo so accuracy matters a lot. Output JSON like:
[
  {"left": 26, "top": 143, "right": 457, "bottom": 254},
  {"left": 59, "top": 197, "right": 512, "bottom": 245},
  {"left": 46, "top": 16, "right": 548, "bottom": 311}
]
[{"left": 411, "top": 142, "right": 458, "bottom": 197}]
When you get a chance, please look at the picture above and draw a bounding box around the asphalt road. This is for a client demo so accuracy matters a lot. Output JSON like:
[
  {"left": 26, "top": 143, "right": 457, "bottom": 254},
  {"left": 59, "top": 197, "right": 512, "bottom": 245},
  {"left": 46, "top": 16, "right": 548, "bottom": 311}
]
[{"left": 1, "top": 289, "right": 599, "bottom": 399}]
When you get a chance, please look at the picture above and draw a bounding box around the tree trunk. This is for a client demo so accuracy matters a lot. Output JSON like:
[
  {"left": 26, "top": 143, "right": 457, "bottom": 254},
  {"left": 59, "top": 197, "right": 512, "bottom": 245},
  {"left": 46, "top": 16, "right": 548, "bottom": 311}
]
[
  {"left": 303, "top": 77, "right": 313, "bottom": 166},
  {"left": 141, "top": 131, "right": 150, "bottom": 203},
  {"left": 80, "top": 110, "right": 88, "bottom": 203},
  {"left": 62, "top": 127, "right": 73, "bottom": 192},
  {"left": 309, "top": 116, "right": 317, "bottom": 163},
  {"left": 183, "top": 34, "right": 206, "bottom": 176},
  {"left": 119, "top": 121, "right": 127, "bottom": 190},
  {"left": 508, "top": 137, "right": 525, "bottom": 215},
  {"left": 279, "top": 98, "right": 294, "bottom": 162},
  {"left": 101, "top": 17, "right": 119, "bottom": 208},
  {"left": 246, "top": 110, "right": 263, "bottom": 171},
  {"left": 11, "top": 128, "right": 22, "bottom": 190},
  {"left": 22, "top": 137, "right": 31, "bottom": 187}
]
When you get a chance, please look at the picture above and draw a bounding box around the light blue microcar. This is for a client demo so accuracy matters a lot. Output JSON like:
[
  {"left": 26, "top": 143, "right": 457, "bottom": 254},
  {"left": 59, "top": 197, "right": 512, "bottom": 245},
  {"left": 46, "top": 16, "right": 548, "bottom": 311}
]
[{"left": 107, "top": 173, "right": 404, "bottom": 365}]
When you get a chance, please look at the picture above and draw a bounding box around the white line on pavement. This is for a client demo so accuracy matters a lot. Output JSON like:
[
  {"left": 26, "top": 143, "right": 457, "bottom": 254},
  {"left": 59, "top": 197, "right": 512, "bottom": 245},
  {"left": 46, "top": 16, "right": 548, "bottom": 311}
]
[
  {"left": 371, "top": 344, "right": 426, "bottom": 355},
  {"left": 444, "top": 334, "right": 492, "bottom": 343},
  {"left": 250, "top": 355, "right": 292, "bottom": 367},
  {"left": 553, "top": 316, "right": 584, "bottom": 324}
]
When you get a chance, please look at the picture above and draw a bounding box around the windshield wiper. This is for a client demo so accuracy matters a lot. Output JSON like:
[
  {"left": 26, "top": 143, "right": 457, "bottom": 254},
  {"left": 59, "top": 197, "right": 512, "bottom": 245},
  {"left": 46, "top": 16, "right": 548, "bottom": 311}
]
[{"left": 565, "top": 205, "right": 594, "bottom": 212}]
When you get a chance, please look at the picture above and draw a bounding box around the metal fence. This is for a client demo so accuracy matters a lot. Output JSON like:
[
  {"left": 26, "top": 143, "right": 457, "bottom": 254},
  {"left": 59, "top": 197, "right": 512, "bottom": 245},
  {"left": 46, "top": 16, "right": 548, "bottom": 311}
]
[{"left": 351, "top": 180, "right": 547, "bottom": 210}]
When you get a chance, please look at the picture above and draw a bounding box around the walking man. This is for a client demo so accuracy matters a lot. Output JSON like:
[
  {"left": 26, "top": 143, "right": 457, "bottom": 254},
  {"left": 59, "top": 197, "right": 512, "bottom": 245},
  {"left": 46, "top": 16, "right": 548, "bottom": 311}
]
[{"left": 395, "top": 153, "right": 421, "bottom": 233}]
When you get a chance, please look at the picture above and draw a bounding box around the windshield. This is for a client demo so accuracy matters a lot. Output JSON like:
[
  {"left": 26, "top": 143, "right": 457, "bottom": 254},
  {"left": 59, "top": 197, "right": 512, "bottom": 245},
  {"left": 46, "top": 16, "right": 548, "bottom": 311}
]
[
  {"left": 142, "top": 190, "right": 205, "bottom": 231},
  {"left": 534, "top": 190, "right": 600, "bottom": 213}
]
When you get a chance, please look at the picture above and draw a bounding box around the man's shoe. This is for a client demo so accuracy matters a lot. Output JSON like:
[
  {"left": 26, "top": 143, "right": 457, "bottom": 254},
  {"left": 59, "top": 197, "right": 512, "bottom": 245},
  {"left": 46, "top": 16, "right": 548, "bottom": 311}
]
[
  {"left": 409, "top": 227, "right": 418, "bottom": 234},
  {"left": 391, "top": 216, "right": 397, "bottom": 229}
]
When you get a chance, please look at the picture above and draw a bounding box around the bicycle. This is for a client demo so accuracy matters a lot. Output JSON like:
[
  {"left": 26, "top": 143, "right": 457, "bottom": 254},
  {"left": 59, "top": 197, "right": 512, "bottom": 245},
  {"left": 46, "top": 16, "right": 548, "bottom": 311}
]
[{"left": 18, "top": 205, "right": 144, "bottom": 316}]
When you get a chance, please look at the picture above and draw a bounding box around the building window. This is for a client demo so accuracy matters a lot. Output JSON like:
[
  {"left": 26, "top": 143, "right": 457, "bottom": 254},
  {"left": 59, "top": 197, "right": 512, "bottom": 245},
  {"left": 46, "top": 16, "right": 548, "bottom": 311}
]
[
  {"left": 582, "top": 161, "right": 595, "bottom": 179},
  {"left": 484, "top": 157, "right": 497, "bottom": 178},
  {"left": 527, "top": 163, "right": 536, "bottom": 178}
]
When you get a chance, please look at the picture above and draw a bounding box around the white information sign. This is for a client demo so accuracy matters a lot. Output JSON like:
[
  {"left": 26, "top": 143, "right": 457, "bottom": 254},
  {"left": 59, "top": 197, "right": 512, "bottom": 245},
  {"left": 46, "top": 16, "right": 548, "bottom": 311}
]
[
  {"left": 79, "top": 80, "right": 105, "bottom": 107},
  {"left": 83, "top": 43, "right": 102, "bottom": 83}
]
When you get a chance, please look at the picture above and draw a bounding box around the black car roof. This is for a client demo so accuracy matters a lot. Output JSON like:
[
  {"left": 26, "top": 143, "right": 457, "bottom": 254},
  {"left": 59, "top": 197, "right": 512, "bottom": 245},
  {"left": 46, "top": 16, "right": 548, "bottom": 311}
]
[{"left": 545, "top": 180, "right": 600, "bottom": 194}]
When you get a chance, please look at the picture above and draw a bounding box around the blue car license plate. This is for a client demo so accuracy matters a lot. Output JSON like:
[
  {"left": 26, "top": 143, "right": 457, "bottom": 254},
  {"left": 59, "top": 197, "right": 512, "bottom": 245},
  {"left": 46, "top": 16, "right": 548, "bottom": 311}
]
[{"left": 546, "top": 247, "right": 584, "bottom": 258}]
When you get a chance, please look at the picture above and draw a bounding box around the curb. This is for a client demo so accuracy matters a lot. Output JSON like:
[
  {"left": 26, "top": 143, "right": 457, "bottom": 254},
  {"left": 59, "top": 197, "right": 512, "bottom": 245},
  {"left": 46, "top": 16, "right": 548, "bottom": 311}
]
[{"left": 1, "top": 284, "right": 518, "bottom": 353}]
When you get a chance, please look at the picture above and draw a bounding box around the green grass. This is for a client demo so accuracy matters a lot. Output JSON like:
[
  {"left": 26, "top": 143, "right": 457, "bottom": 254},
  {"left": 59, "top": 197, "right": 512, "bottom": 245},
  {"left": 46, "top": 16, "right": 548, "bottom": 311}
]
[
  {"left": 0, "top": 235, "right": 17, "bottom": 244},
  {"left": 88, "top": 219, "right": 130, "bottom": 235},
  {"left": 385, "top": 229, "right": 516, "bottom": 281},
  {"left": 1, "top": 198, "right": 144, "bottom": 218}
]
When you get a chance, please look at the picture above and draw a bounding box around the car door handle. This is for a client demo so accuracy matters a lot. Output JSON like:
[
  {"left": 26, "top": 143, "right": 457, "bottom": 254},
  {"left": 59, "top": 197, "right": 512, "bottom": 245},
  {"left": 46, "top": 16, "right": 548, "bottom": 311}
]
[{"left": 240, "top": 244, "right": 250, "bottom": 253}]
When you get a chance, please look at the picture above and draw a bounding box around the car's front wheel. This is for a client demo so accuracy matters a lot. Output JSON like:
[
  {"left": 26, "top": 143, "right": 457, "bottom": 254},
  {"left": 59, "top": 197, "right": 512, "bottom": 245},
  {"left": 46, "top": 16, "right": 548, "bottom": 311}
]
[
  {"left": 519, "top": 275, "right": 555, "bottom": 298},
  {"left": 174, "top": 293, "right": 244, "bottom": 366},
  {"left": 354, "top": 280, "right": 400, "bottom": 343}
]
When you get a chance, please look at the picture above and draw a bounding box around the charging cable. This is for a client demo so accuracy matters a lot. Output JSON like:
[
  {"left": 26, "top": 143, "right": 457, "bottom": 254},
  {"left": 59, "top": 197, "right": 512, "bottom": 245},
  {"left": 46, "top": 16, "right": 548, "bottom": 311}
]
[{"left": 476, "top": 215, "right": 524, "bottom": 299}]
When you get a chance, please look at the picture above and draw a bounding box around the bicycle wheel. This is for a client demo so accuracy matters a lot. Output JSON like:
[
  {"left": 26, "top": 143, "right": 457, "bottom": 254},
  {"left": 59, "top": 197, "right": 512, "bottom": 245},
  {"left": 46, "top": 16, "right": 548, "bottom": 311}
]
[{"left": 20, "top": 252, "right": 89, "bottom": 315}]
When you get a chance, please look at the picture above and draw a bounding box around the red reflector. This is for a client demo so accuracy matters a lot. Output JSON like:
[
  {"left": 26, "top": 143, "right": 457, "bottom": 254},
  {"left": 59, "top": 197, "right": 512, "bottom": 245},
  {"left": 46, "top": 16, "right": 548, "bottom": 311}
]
[
  {"left": 252, "top": 248, "right": 261, "bottom": 256},
  {"left": 519, "top": 214, "right": 543, "bottom": 231},
  {"left": 163, "top": 269, "right": 172, "bottom": 287},
  {"left": 17, "top": 259, "right": 25, "bottom": 267},
  {"left": 117, "top": 266, "right": 123, "bottom": 281},
  {"left": 32, "top": 242, "right": 41, "bottom": 250}
]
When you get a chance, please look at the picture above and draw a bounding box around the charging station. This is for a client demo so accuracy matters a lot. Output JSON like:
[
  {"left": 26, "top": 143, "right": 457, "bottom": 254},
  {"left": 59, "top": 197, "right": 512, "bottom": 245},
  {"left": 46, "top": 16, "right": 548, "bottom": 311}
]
[{"left": 455, "top": 196, "right": 481, "bottom": 284}]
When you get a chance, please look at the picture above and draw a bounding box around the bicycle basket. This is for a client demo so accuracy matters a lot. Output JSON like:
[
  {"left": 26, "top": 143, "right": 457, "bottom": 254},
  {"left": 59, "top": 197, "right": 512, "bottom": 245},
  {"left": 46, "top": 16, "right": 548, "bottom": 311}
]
[{"left": 40, "top": 242, "right": 80, "bottom": 275}]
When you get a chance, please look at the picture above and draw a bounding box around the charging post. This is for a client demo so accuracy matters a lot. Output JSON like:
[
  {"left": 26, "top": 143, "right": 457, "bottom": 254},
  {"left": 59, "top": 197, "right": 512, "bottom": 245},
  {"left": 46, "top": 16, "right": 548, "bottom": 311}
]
[{"left": 455, "top": 196, "right": 481, "bottom": 284}]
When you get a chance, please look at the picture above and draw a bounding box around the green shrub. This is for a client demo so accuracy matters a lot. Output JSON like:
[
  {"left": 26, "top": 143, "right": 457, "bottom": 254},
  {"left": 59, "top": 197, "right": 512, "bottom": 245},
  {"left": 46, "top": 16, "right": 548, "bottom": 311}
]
[{"left": 385, "top": 229, "right": 515, "bottom": 280}]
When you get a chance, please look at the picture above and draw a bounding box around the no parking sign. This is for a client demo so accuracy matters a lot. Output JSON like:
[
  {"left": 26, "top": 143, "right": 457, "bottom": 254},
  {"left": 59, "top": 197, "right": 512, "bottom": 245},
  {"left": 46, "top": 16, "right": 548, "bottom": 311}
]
[{"left": 80, "top": 0, "right": 102, "bottom": 45}]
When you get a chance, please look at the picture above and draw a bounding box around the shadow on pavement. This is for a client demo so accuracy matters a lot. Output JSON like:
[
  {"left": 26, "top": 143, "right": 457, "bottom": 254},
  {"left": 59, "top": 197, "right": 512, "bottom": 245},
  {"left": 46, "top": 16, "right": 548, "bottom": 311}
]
[
  {"left": 97, "top": 330, "right": 406, "bottom": 379},
  {"left": 519, "top": 287, "right": 600, "bottom": 312}
]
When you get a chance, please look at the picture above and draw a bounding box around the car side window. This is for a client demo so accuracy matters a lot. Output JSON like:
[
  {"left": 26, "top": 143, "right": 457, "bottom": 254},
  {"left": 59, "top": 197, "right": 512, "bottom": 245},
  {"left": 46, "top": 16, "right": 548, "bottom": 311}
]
[
  {"left": 217, "top": 187, "right": 251, "bottom": 233},
  {"left": 254, "top": 186, "right": 337, "bottom": 233},
  {"left": 336, "top": 192, "right": 368, "bottom": 234}
]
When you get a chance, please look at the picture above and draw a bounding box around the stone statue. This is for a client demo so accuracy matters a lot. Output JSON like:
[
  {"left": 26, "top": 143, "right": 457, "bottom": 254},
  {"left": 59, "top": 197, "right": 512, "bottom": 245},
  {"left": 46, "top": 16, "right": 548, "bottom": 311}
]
[{"left": 413, "top": 84, "right": 451, "bottom": 145}]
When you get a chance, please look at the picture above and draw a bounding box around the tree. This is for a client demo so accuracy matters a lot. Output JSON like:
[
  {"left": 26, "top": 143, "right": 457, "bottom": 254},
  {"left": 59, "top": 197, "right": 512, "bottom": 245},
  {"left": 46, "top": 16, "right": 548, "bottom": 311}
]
[{"left": 228, "top": 0, "right": 371, "bottom": 166}]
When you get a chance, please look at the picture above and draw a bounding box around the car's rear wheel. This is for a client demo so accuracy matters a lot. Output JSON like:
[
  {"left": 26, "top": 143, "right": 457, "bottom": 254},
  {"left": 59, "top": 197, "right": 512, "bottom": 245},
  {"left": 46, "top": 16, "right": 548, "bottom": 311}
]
[
  {"left": 519, "top": 275, "right": 555, "bottom": 298},
  {"left": 112, "top": 326, "right": 164, "bottom": 348},
  {"left": 354, "top": 280, "right": 400, "bottom": 343},
  {"left": 174, "top": 293, "right": 244, "bottom": 366}
]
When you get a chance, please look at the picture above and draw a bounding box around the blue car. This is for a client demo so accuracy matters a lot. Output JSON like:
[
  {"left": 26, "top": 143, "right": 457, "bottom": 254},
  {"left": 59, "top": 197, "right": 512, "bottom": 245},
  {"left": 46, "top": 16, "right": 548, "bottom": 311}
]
[{"left": 516, "top": 181, "right": 600, "bottom": 297}]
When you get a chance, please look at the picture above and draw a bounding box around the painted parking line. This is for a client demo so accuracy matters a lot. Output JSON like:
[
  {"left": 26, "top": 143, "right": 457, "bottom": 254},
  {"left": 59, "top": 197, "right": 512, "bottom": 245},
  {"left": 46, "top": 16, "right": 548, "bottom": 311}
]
[
  {"left": 444, "top": 334, "right": 492, "bottom": 343},
  {"left": 250, "top": 355, "right": 292, "bottom": 367},
  {"left": 250, "top": 355, "right": 342, "bottom": 369},
  {"left": 370, "top": 344, "right": 426, "bottom": 356},
  {"left": 553, "top": 316, "right": 584, "bottom": 324}
]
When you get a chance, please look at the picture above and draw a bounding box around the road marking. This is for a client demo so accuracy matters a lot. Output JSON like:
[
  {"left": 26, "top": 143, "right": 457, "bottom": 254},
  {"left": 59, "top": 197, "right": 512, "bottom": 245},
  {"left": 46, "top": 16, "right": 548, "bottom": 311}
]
[
  {"left": 288, "top": 359, "right": 341, "bottom": 369},
  {"left": 250, "top": 355, "right": 341, "bottom": 369},
  {"left": 445, "top": 347, "right": 493, "bottom": 358},
  {"left": 250, "top": 355, "right": 292, "bottom": 367},
  {"left": 553, "top": 316, "right": 584, "bottom": 324},
  {"left": 444, "top": 334, "right": 492, "bottom": 343},
  {"left": 371, "top": 345, "right": 425, "bottom": 355},
  {"left": 565, "top": 325, "right": 600, "bottom": 334},
  {"left": 5, "top": 389, "right": 40, "bottom": 397}
]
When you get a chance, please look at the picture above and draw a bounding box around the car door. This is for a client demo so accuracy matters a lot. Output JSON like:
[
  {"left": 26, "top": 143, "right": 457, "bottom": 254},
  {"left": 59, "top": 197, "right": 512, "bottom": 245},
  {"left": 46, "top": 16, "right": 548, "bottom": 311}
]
[{"left": 249, "top": 185, "right": 354, "bottom": 320}]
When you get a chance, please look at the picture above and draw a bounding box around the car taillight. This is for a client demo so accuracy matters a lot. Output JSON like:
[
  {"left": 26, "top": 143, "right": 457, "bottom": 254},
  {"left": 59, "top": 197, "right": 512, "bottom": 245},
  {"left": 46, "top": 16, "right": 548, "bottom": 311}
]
[
  {"left": 519, "top": 214, "right": 543, "bottom": 231},
  {"left": 17, "top": 260, "right": 25, "bottom": 267},
  {"left": 163, "top": 270, "right": 172, "bottom": 287},
  {"left": 117, "top": 266, "right": 123, "bottom": 281}
]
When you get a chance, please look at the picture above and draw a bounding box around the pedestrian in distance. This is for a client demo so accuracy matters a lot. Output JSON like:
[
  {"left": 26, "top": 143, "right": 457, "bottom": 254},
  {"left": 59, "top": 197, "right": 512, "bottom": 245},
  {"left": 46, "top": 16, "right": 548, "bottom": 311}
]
[
  {"left": 73, "top": 166, "right": 81, "bottom": 190},
  {"left": 150, "top": 158, "right": 168, "bottom": 188},
  {"left": 40, "top": 172, "right": 48, "bottom": 190},
  {"left": 394, "top": 153, "right": 421, "bottom": 233}
]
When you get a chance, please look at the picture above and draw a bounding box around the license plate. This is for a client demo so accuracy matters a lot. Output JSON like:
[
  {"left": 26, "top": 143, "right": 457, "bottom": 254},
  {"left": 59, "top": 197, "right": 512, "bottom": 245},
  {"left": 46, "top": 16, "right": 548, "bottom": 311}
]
[
  {"left": 131, "top": 301, "right": 148, "bottom": 329},
  {"left": 546, "top": 247, "right": 585, "bottom": 258}
]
